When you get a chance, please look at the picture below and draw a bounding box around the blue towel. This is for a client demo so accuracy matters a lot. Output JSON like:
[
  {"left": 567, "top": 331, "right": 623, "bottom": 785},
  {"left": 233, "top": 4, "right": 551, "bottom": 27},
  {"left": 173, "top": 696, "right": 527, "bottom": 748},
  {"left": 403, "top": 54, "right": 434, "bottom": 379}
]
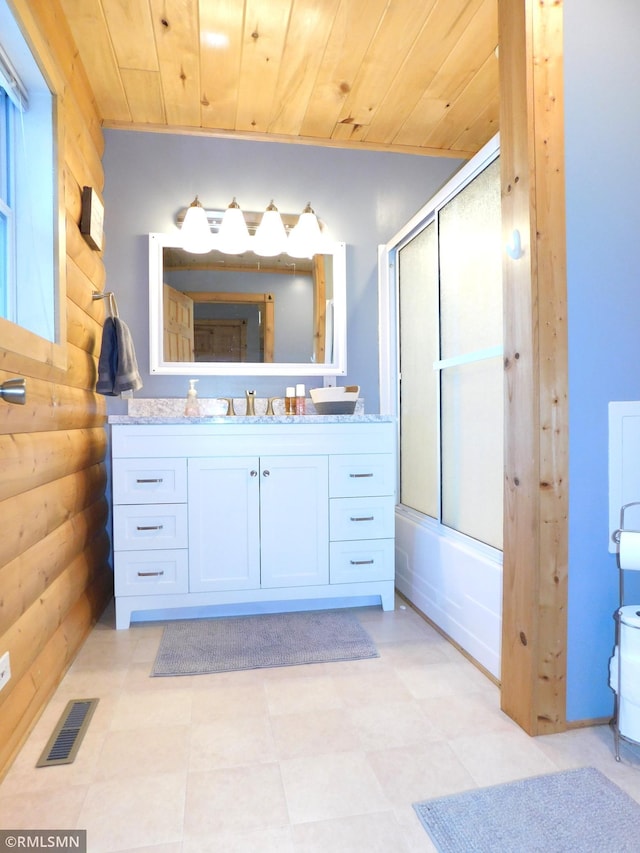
[{"left": 96, "top": 317, "right": 143, "bottom": 396}]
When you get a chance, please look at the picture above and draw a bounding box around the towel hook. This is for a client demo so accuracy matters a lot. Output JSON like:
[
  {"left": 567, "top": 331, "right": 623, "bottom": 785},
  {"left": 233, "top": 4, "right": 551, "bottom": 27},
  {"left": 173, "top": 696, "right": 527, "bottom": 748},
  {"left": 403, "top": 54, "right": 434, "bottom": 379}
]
[{"left": 92, "top": 291, "right": 119, "bottom": 318}]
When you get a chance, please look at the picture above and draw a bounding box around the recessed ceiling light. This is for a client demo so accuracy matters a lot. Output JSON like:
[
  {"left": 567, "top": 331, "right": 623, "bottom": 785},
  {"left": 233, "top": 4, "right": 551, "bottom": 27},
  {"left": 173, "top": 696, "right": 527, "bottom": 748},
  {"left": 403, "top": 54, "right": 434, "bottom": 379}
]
[{"left": 203, "top": 31, "right": 229, "bottom": 49}]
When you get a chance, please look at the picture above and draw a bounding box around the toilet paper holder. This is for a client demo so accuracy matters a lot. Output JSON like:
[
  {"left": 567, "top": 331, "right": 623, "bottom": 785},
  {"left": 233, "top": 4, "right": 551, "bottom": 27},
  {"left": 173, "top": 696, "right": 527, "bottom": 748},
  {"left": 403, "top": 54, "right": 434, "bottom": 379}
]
[
  {"left": 611, "top": 501, "right": 640, "bottom": 760},
  {"left": 612, "top": 501, "right": 640, "bottom": 545},
  {"left": 612, "top": 502, "right": 640, "bottom": 606}
]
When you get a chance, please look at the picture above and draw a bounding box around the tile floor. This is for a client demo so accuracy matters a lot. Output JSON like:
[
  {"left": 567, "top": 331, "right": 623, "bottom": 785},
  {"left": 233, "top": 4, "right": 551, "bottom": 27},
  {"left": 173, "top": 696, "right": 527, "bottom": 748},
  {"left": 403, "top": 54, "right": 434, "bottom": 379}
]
[{"left": 1, "top": 596, "right": 639, "bottom": 852}]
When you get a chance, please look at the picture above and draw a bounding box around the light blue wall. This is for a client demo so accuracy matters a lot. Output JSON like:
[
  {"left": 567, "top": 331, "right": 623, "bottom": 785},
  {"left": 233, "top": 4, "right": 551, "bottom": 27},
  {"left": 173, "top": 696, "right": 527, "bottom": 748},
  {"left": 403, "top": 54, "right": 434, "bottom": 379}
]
[
  {"left": 102, "top": 131, "right": 462, "bottom": 412},
  {"left": 565, "top": 1, "right": 640, "bottom": 720}
]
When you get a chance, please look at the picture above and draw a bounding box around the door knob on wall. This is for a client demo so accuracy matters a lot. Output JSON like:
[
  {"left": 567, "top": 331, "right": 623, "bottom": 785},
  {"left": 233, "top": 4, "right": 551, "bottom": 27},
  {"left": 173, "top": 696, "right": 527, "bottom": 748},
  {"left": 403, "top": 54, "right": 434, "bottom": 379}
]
[{"left": 0, "top": 378, "right": 26, "bottom": 405}]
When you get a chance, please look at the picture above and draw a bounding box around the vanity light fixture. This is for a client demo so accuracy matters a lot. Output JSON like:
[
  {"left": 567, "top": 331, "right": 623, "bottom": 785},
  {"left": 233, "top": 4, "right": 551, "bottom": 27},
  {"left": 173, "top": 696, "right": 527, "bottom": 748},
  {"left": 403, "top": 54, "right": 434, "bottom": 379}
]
[
  {"left": 288, "top": 202, "right": 323, "bottom": 258},
  {"left": 176, "top": 199, "right": 325, "bottom": 257},
  {"left": 253, "top": 200, "right": 288, "bottom": 257},
  {"left": 217, "top": 197, "right": 250, "bottom": 255},
  {"left": 181, "top": 196, "right": 213, "bottom": 254}
]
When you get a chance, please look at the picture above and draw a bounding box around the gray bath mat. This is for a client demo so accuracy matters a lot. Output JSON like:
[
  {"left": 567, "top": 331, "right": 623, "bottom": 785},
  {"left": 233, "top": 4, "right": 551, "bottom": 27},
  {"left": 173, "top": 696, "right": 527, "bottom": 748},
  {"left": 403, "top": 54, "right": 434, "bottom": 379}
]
[
  {"left": 413, "top": 766, "right": 640, "bottom": 852},
  {"left": 151, "top": 609, "right": 379, "bottom": 676}
]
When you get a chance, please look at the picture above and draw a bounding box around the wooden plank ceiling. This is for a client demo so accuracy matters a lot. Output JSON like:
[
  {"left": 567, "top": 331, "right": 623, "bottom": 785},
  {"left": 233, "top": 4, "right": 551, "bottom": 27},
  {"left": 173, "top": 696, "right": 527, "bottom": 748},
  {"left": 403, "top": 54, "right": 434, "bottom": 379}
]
[{"left": 59, "top": 0, "right": 498, "bottom": 159}]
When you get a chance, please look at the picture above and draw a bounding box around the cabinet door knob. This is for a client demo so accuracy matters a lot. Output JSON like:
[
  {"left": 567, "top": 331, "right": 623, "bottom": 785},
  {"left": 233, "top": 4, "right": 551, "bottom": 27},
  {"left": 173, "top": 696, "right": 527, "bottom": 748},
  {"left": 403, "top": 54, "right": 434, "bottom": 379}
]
[
  {"left": 250, "top": 470, "right": 258, "bottom": 477},
  {"left": 262, "top": 469, "right": 270, "bottom": 477}
]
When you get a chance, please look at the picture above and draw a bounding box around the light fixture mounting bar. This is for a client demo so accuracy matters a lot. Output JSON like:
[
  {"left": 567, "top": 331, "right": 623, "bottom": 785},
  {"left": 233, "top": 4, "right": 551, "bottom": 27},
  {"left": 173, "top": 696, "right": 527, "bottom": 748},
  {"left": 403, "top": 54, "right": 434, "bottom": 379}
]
[{"left": 176, "top": 208, "right": 306, "bottom": 235}]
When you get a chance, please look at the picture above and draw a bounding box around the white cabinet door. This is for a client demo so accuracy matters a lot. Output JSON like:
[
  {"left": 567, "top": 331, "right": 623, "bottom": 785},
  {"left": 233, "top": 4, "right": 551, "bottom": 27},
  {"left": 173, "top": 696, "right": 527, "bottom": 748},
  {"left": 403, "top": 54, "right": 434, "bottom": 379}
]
[
  {"left": 188, "top": 457, "right": 260, "bottom": 592},
  {"left": 259, "top": 455, "right": 329, "bottom": 588}
]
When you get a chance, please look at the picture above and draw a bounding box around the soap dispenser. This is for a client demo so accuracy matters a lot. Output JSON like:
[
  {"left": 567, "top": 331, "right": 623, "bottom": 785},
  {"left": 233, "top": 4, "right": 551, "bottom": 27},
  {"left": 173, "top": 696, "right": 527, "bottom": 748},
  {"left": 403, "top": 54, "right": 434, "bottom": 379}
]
[{"left": 185, "top": 379, "right": 201, "bottom": 417}]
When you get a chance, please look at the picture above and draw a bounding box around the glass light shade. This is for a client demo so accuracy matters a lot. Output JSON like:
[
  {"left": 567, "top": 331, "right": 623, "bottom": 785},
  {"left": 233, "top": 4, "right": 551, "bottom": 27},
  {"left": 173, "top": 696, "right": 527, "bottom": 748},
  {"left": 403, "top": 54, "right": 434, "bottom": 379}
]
[
  {"left": 253, "top": 201, "right": 288, "bottom": 257},
  {"left": 288, "top": 203, "right": 322, "bottom": 258},
  {"left": 217, "top": 198, "right": 250, "bottom": 255},
  {"left": 181, "top": 197, "right": 213, "bottom": 253}
]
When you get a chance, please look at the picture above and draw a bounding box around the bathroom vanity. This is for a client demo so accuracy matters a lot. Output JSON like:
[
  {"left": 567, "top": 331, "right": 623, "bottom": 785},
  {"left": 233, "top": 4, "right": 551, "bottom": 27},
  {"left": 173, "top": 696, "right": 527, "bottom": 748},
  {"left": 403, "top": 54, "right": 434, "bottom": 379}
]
[{"left": 109, "top": 414, "right": 396, "bottom": 628}]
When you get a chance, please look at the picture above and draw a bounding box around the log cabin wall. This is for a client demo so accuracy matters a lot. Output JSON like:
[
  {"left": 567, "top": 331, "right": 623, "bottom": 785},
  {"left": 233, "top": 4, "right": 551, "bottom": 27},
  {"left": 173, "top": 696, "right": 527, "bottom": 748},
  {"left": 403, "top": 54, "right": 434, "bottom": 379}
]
[{"left": 0, "top": 0, "right": 112, "bottom": 778}]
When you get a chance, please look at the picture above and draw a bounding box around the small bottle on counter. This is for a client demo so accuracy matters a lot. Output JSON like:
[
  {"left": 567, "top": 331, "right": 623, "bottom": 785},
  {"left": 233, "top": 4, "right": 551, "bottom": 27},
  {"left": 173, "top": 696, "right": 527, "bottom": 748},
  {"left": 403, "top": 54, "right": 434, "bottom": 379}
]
[
  {"left": 184, "top": 379, "right": 201, "bottom": 417},
  {"left": 295, "top": 383, "right": 306, "bottom": 415},
  {"left": 285, "top": 386, "right": 296, "bottom": 415}
]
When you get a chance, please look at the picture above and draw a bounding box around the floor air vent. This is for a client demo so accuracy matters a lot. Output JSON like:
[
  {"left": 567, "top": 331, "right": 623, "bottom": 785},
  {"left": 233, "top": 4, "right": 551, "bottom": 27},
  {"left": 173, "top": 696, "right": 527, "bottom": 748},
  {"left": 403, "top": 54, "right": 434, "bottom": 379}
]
[{"left": 36, "top": 698, "right": 99, "bottom": 767}]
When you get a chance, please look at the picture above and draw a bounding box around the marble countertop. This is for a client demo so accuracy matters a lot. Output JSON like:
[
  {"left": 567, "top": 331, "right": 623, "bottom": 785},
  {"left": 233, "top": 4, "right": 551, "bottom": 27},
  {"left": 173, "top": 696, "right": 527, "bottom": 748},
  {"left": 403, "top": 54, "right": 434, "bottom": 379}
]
[
  {"left": 108, "top": 414, "right": 394, "bottom": 425},
  {"left": 107, "top": 396, "right": 394, "bottom": 425}
]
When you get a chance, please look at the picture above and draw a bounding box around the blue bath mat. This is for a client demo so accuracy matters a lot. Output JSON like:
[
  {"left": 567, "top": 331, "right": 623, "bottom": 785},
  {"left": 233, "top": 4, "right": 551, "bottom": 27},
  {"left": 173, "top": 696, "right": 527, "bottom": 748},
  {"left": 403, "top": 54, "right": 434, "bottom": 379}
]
[{"left": 413, "top": 766, "right": 640, "bottom": 852}]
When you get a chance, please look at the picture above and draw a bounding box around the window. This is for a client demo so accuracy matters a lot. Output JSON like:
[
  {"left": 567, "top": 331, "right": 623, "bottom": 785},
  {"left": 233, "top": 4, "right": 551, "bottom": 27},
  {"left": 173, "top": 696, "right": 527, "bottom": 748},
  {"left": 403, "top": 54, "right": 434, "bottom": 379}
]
[
  {"left": 397, "top": 153, "right": 503, "bottom": 550},
  {"left": 0, "top": 85, "right": 13, "bottom": 319},
  {"left": 0, "top": 0, "right": 63, "bottom": 363}
]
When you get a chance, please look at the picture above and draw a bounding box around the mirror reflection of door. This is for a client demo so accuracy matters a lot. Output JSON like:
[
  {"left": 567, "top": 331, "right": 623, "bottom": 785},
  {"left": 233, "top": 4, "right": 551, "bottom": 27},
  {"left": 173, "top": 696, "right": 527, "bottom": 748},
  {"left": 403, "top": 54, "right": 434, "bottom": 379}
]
[
  {"left": 163, "top": 285, "right": 276, "bottom": 362},
  {"left": 194, "top": 319, "right": 247, "bottom": 362},
  {"left": 163, "top": 284, "right": 194, "bottom": 361},
  {"left": 161, "top": 247, "right": 328, "bottom": 365},
  {"left": 189, "top": 292, "right": 274, "bottom": 362}
]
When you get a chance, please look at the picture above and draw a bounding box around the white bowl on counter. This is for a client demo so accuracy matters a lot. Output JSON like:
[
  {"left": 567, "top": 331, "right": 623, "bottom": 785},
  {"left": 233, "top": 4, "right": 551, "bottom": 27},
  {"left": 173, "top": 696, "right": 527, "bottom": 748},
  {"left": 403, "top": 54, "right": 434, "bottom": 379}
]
[{"left": 309, "top": 385, "right": 359, "bottom": 415}]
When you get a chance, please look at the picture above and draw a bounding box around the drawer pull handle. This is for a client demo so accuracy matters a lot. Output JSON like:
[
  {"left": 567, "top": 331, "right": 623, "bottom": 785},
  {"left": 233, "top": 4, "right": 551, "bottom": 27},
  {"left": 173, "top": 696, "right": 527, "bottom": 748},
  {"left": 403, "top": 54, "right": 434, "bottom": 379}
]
[
  {"left": 137, "top": 570, "right": 165, "bottom": 577},
  {"left": 350, "top": 559, "right": 375, "bottom": 565},
  {"left": 136, "top": 524, "right": 164, "bottom": 531},
  {"left": 136, "top": 478, "right": 164, "bottom": 483},
  {"left": 349, "top": 473, "right": 374, "bottom": 478},
  {"left": 350, "top": 515, "right": 374, "bottom": 522},
  {"left": 250, "top": 470, "right": 258, "bottom": 477}
]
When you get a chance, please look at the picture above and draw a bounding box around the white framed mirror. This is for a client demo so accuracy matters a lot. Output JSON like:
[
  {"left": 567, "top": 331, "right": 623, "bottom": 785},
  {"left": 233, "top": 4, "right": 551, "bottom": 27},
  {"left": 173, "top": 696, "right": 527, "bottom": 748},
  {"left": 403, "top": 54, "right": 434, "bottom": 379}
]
[{"left": 149, "top": 233, "right": 347, "bottom": 376}]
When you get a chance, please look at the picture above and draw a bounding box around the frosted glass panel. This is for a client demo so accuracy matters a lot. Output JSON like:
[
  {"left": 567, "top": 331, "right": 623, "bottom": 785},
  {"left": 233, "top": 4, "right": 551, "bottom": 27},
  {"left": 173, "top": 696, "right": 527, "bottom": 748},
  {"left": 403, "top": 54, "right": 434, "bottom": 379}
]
[
  {"left": 398, "top": 221, "right": 438, "bottom": 518},
  {"left": 441, "top": 357, "right": 503, "bottom": 549},
  {"left": 439, "top": 158, "right": 502, "bottom": 358}
]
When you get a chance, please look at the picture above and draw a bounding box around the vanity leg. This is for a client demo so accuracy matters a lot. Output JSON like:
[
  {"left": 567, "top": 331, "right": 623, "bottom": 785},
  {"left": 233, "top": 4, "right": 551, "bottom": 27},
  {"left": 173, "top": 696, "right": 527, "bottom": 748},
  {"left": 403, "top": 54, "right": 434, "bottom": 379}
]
[
  {"left": 380, "top": 584, "right": 396, "bottom": 611},
  {"left": 115, "top": 599, "right": 131, "bottom": 630}
]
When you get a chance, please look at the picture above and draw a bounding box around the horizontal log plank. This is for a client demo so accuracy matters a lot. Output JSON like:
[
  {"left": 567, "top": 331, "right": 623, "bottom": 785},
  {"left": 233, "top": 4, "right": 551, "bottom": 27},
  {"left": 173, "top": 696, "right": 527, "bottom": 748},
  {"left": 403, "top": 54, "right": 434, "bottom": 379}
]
[
  {"left": 0, "top": 373, "right": 105, "bottom": 434},
  {"left": 66, "top": 257, "right": 107, "bottom": 324},
  {"left": 0, "top": 463, "right": 107, "bottom": 567},
  {"left": 0, "top": 571, "right": 112, "bottom": 780},
  {"left": 64, "top": 110, "right": 105, "bottom": 193},
  {"left": 66, "top": 212, "right": 107, "bottom": 289},
  {"left": 65, "top": 167, "right": 83, "bottom": 224},
  {"left": 66, "top": 296, "right": 104, "bottom": 358},
  {"left": 0, "top": 533, "right": 111, "bottom": 709},
  {"left": 0, "top": 498, "right": 109, "bottom": 635},
  {"left": 0, "top": 428, "right": 107, "bottom": 504},
  {"left": 0, "top": 339, "right": 98, "bottom": 392},
  {"left": 64, "top": 342, "right": 100, "bottom": 392}
]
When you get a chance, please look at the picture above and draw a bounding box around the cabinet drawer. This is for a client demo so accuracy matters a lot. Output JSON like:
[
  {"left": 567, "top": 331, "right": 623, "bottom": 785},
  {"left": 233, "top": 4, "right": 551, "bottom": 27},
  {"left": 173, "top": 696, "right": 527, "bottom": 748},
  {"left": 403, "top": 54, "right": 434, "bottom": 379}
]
[
  {"left": 330, "top": 496, "right": 395, "bottom": 541},
  {"left": 114, "top": 504, "right": 188, "bottom": 550},
  {"left": 329, "top": 454, "right": 395, "bottom": 498},
  {"left": 330, "top": 539, "right": 395, "bottom": 583},
  {"left": 112, "top": 458, "right": 187, "bottom": 504},
  {"left": 115, "top": 549, "right": 188, "bottom": 596}
]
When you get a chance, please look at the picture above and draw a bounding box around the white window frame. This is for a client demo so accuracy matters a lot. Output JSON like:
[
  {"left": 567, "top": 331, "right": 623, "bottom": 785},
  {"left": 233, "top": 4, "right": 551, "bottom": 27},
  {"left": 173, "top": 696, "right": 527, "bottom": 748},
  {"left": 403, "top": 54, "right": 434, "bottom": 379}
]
[
  {"left": 0, "top": 82, "right": 16, "bottom": 321},
  {"left": 0, "top": 0, "right": 67, "bottom": 372}
]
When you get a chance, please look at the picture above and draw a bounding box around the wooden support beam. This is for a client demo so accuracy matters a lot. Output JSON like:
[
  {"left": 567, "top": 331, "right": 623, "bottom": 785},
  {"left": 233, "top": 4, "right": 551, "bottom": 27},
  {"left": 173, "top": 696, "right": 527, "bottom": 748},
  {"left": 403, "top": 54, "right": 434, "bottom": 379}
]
[{"left": 499, "top": 0, "right": 568, "bottom": 734}]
